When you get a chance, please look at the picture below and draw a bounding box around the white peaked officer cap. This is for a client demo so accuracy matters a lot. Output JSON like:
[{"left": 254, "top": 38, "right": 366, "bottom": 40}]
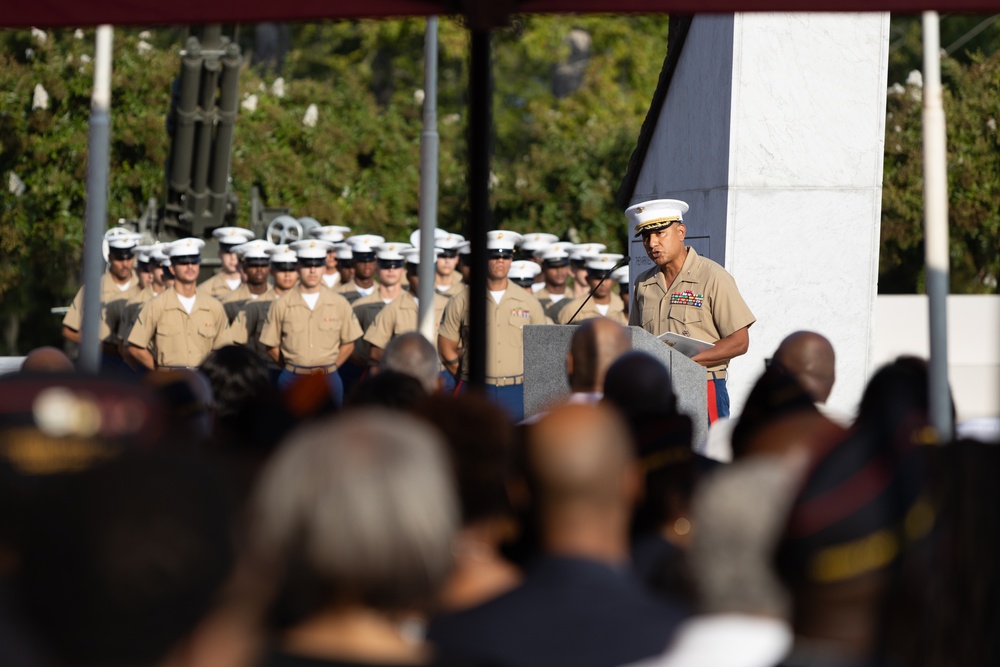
[
  {"left": 572, "top": 242, "right": 607, "bottom": 259},
  {"left": 375, "top": 242, "right": 414, "bottom": 261},
  {"left": 346, "top": 234, "right": 386, "bottom": 248},
  {"left": 133, "top": 244, "right": 158, "bottom": 262},
  {"left": 310, "top": 225, "right": 353, "bottom": 243},
  {"left": 104, "top": 227, "right": 142, "bottom": 241},
  {"left": 167, "top": 237, "right": 206, "bottom": 258},
  {"left": 586, "top": 253, "right": 624, "bottom": 272},
  {"left": 539, "top": 247, "right": 571, "bottom": 263},
  {"left": 625, "top": 198, "right": 690, "bottom": 237},
  {"left": 291, "top": 239, "right": 335, "bottom": 260},
  {"left": 409, "top": 228, "right": 448, "bottom": 247},
  {"left": 150, "top": 249, "right": 170, "bottom": 265},
  {"left": 611, "top": 264, "right": 630, "bottom": 285},
  {"left": 270, "top": 250, "right": 298, "bottom": 265},
  {"left": 233, "top": 240, "right": 275, "bottom": 260},
  {"left": 457, "top": 241, "right": 471, "bottom": 256},
  {"left": 509, "top": 260, "right": 542, "bottom": 280},
  {"left": 332, "top": 243, "right": 353, "bottom": 260},
  {"left": 436, "top": 232, "right": 466, "bottom": 250},
  {"left": 212, "top": 227, "right": 255, "bottom": 241},
  {"left": 486, "top": 230, "right": 523, "bottom": 252},
  {"left": 217, "top": 233, "right": 253, "bottom": 247},
  {"left": 519, "top": 232, "right": 559, "bottom": 252},
  {"left": 106, "top": 234, "right": 143, "bottom": 251},
  {"left": 401, "top": 247, "right": 442, "bottom": 265},
  {"left": 536, "top": 241, "right": 575, "bottom": 259}
]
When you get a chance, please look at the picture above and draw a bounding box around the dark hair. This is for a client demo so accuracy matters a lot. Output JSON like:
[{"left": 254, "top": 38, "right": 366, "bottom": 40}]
[
  {"left": 16, "top": 453, "right": 233, "bottom": 667},
  {"left": 200, "top": 346, "right": 271, "bottom": 421},
  {"left": 345, "top": 370, "right": 428, "bottom": 412},
  {"left": 418, "top": 394, "right": 515, "bottom": 525}
]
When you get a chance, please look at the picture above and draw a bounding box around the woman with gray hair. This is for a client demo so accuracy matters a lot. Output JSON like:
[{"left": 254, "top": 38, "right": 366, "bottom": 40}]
[{"left": 249, "top": 410, "right": 479, "bottom": 667}]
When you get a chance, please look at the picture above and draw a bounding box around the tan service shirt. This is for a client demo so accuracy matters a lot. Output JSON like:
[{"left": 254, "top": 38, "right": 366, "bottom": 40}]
[
  {"left": 556, "top": 291, "right": 628, "bottom": 325},
  {"left": 363, "top": 291, "right": 448, "bottom": 351},
  {"left": 217, "top": 288, "right": 278, "bottom": 363},
  {"left": 535, "top": 288, "right": 572, "bottom": 323},
  {"left": 439, "top": 282, "right": 546, "bottom": 382},
  {"left": 127, "top": 288, "right": 229, "bottom": 368},
  {"left": 259, "top": 286, "right": 363, "bottom": 368},
  {"left": 435, "top": 276, "right": 466, "bottom": 299},
  {"left": 628, "top": 247, "right": 755, "bottom": 372},
  {"left": 63, "top": 273, "right": 142, "bottom": 343},
  {"left": 117, "top": 285, "right": 162, "bottom": 347},
  {"left": 197, "top": 272, "right": 242, "bottom": 300},
  {"left": 351, "top": 292, "right": 400, "bottom": 365}
]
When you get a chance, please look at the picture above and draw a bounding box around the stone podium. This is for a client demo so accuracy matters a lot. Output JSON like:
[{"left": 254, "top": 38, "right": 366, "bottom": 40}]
[{"left": 523, "top": 324, "right": 708, "bottom": 445}]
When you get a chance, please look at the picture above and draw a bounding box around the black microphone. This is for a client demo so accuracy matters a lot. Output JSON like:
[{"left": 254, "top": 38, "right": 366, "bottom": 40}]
[{"left": 566, "top": 256, "right": 629, "bottom": 324}]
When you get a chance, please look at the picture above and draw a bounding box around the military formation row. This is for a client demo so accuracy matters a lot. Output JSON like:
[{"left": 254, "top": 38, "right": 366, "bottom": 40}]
[{"left": 61, "top": 224, "right": 633, "bottom": 413}]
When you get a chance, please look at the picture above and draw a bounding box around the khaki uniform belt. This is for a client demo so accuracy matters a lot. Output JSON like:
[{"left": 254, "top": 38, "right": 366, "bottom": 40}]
[
  {"left": 486, "top": 374, "right": 524, "bottom": 387},
  {"left": 286, "top": 363, "right": 338, "bottom": 375},
  {"left": 707, "top": 370, "right": 727, "bottom": 381}
]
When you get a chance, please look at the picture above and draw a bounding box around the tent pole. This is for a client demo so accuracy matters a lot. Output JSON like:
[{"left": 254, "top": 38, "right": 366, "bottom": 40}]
[
  {"left": 467, "top": 28, "right": 491, "bottom": 390},
  {"left": 921, "top": 11, "right": 953, "bottom": 439},
  {"left": 418, "top": 16, "right": 439, "bottom": 343},
  {"left": 79, "top": 25, "right": 114, "bottom": 375}
]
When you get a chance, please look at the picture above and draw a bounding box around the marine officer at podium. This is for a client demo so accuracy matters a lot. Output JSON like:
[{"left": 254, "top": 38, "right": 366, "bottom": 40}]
[{"left": 626, "top": 199, "right": 755, "bottom": 423}]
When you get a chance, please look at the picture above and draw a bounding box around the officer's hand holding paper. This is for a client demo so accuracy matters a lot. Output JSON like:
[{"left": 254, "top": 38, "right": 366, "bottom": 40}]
[{"left": 658, "top": 331, "right": 715, "bottom": 359}]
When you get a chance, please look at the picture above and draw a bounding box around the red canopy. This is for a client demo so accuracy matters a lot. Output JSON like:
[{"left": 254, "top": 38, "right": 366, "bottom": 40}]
[{"left": 7, "top": 0, "right": 1000, "bottom": 29}]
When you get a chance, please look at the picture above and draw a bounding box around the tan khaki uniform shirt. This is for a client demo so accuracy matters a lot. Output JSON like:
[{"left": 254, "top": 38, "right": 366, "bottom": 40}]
[
  {"left": 217, "top": 288, "right": 278, "bottom": 363},
  {"left": 340, "top": 281, "right": 378, "bottom": 305},
  {"left": 535, "top": 287, "right": 573, "bottom": 323},
  {"left": 197, "top": 271, "right": 242, "bottom": 300},
  {"left": 63, "top": 273, "right": 142, "bottom": 343},
  {"left": 556, "top": 291, "right": 628, "bottom": 325},
  {"left": 628, "top": 247, "right": 755, "bottom": 372},
  {"left": 363, "top": 290, "right": 449, "bottom": 351},
  {"left": 435, "top": 276, "right": 465, "bottom": 299},
  {"left": 117, "top": 286, "right": 163, "bottom": 347},
  {"left": 438, "top": 282, "right": 546, "bottom": 382},
  {"left": 127, "top": 288, "right": 228, "bottom": 368},
  {"left": 259, "top": 287, "right": 363, "bottom": 369},
  {"left": 351, "top": 292, "right": 400, "bottom": 365}
]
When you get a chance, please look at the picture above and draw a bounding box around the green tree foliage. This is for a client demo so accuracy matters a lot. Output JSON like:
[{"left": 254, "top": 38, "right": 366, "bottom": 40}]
[
  {"left": 0, "top": 29, "right": 175, "bottom": 353},
  {"left": 881, "top": 49, "right": 1000, "bottom": 294},
  {"left": 0, "top": 17, "right": 667, "bottom": 353}
]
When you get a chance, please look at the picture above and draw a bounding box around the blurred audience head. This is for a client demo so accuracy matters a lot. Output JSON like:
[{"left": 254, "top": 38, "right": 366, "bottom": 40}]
[
  {"left": 346, "top": 370, "right": 428, "bottom": 411},
  {"left": 200, "top": 346, "right": 270, "bottom": 423},
  {"left": 731, "top": 366, "right": 833, "bottom": 460},
  {"left": 15, "top": 453, "right": 234, "bottom": 667},
  {"left": 566, "top": 318, "right": 631, "bottom": 394},
  {"left": 772, "top": 331, "right": 836, "bottom": 404},
  {"left": 251, "top": 410, "right": 459, "bottom": 627},
  {"left": 775, "top": 420, "right": 929, "bottom": 661},
  {"left": 857, "top": 355, "right": 945, "bottom": 444},
  {"left": 381, "top": 332, "right": 441, "bottom": 394},
  {"left": 523, "top": 404, "right": 639, "bottom": 554},
  {"left": 603, "top": 351, "right": 675, "bottom": 418},
  {"left": 143, "top": 370, "right": 214, "bottom": 446},
  {"left": 419, "top": 394, "right": 515, "bottom": 526},
  {"left": 20, "top": 347, "right": 74, "bottom": 374}
]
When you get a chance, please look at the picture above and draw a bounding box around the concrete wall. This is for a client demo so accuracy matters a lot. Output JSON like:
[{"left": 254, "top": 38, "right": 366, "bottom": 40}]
[
  {"left": 627, "top": 13, "right": 891, "bottom": 418},
  {"left": 873, "top": 295, "right": 1000, "bottom": 423}
]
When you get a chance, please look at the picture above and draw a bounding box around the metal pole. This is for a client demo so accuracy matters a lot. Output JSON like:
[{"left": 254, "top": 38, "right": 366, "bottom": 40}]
[
  {"left": 79, "top": 25, "right": 114, "bottom": 375},
  {"left": 468, "top": 29, "right": 492, "bottom": 390},
  {"left": 921, "top": 12, "right": 953, "bottom": 439},
  {"left": 417, "top": 16, "right": 439, "bottom": 343}
]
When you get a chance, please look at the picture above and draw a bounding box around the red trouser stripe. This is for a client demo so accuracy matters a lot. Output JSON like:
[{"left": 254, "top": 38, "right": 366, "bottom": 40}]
[
  {"left": 454, "top": 379, "right": 463, "bottom": 396},
  {"left": 707, "top": 379, "right": 719, "bottom": 424}
]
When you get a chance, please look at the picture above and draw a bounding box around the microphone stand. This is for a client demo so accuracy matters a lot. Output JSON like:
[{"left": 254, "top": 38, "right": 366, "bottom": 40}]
[{"left": 566, "top": 257, "right": 629, "bottom": 324}]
